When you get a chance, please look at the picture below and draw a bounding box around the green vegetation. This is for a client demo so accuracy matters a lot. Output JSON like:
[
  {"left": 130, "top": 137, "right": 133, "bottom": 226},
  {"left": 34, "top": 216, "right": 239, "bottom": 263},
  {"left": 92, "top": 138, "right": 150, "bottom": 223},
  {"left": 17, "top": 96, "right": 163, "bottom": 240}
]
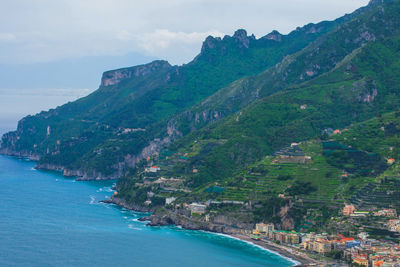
[
  {"left": 322, "top": 141, "right": 387, "bottom": 176},
  {"left": 0, "top": 21, "right": 340, "bottom": 176},
  {"left": 286, "top": 181, "right": 317, "bottom": 196},
  {"left": 2, "top": 0, "right": 400, "bottom": 233}
]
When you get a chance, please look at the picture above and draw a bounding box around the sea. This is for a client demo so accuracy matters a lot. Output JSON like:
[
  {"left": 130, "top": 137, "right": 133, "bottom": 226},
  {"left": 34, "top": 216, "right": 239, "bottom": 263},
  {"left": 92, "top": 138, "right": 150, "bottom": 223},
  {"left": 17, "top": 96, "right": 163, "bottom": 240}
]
[{"left": 0, "top": 154, "right": 295, "bottom": 267}]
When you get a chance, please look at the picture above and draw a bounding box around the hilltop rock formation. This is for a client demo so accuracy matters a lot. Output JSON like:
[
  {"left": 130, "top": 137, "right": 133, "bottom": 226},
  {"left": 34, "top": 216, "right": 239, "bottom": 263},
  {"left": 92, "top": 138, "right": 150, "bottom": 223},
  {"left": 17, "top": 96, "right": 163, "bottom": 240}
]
[{"left": 101, "top": 60, "right": 171, "bottom": 87}]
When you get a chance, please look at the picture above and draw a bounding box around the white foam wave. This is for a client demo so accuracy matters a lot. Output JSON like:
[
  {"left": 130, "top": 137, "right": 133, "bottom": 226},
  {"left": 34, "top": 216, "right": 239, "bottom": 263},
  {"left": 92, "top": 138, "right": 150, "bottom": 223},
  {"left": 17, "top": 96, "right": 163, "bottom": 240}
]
[
  {"left": 89, "top": 195, "right": 96, "bottom": 204},
  {"left": 208, "top": 232, "right": 300, "bottom": 266},
  {"left": 128, "top": 224, "right": 142, "bottom": 230}
]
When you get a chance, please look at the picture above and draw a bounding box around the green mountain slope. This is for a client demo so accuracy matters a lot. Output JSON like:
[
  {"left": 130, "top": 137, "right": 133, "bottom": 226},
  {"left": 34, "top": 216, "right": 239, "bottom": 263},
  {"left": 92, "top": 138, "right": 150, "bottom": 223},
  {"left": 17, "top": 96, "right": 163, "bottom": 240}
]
[
  {"left": 113, "top": 0, "right": 400, "bottom": 217},
  {"left": 2, "top": 0, "right": 400, "bottom": 234},
  {"left": 0, "top": 16, "right": 349, "bottom": 178},
  {"left": 146, "top": 0, "right": 400, "bottom": 186},
  {"left": 166, "top": 0, "right": 393, "bottom": 139}
]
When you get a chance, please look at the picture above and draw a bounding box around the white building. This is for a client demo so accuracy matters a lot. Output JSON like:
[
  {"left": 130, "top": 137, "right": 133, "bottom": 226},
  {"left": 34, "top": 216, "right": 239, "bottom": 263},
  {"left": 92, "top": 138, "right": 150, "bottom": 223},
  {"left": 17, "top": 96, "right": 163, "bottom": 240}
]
[
  {"left": 165, "top": 197, "right": 176, "bottom": 205},
  {"left": 145, "top": 166, "right": 161, "bottom": 173},
  {"left": 189, "top": 203, "right": 206, "bottom": 215}
]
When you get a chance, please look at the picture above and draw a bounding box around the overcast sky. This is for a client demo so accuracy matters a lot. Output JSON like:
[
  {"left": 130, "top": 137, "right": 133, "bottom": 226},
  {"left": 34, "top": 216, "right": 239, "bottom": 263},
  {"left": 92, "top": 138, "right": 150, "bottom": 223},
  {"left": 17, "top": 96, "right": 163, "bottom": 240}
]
[{"left": 2, "top": 0, "right": 370, "bottom": 66}]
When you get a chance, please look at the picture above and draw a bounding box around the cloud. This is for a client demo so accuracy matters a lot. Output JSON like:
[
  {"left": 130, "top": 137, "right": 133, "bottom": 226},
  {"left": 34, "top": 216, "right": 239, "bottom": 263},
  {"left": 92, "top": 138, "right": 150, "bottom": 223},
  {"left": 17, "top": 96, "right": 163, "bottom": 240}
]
[
  {"left": 136, "top": 30, "right": 223, "bottom": 51},
  {"left": 0, "top": 0, "right": 370, "bottom": 65},
  {"left": 0, "top": 33, "right": 17, "bottom": 42}
]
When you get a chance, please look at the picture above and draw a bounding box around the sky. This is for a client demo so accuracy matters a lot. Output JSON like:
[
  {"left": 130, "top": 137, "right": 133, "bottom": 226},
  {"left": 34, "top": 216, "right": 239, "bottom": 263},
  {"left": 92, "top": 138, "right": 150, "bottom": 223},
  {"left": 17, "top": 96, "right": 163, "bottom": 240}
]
[
  {"left": 1, "top": 0, "right": 370, "bottom": 66},
  {"left": 0, "top": 0, "right": 370, "bottom": 133}
]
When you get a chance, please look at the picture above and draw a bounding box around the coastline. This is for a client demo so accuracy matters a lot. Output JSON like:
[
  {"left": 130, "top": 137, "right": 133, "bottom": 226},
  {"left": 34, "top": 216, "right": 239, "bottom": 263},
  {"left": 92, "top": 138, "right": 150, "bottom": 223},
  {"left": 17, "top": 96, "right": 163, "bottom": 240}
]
[
  {"left": 212, "top": 232, "right": 301, "bottom": 266},
  {"left": 101, "top": 197, "right": 153, "bottom": 213},
  {"left": 227, "top": 234, "right": 320, "bottom": 266},
  {"left": 104, "top": 195, "right": 321, "bottom": 266},
  {"left": 0, "top": 154, "right": 321, "bottom": 266}
]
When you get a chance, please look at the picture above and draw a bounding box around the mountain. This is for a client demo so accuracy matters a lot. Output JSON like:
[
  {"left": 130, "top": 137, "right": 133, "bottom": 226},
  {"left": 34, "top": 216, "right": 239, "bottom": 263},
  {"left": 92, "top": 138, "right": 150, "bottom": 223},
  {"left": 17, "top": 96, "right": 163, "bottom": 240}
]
[
  {"left": 115, "top": 0, "right": 400, "bottom": 187},
  {"left": 111, "top": 0, "right": 400, "bottom": 229},
  {"left": 2, "top": 0, "right": 400, "bottom": 235},
  {"left": 0, "top": 18, "right": 344, "bottom": 179}
]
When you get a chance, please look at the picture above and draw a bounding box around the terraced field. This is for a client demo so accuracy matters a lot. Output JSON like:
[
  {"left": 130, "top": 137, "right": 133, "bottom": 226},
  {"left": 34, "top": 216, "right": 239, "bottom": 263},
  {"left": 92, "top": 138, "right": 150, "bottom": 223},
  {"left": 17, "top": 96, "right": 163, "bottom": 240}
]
[
  {"left": 209, "top": 140, "right": 377, "bottom": 206},
  {"left": 351, "top": 178, "right": 400, "bottom": 210}
]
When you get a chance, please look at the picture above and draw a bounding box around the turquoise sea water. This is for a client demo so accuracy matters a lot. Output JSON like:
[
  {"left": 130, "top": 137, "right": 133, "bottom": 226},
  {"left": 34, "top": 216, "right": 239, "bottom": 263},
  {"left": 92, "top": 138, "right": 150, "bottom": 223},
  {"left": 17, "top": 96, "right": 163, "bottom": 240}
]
[{"left": 0, "top": 155, "right": 294, "bottom": 267}]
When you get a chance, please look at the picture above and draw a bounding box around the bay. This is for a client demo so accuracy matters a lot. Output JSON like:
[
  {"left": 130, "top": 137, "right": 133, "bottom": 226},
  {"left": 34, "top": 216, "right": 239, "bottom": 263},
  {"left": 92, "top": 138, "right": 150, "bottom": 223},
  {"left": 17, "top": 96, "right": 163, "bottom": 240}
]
[{"left": 0, "top": 155, "right": 294, "bottom": 267}]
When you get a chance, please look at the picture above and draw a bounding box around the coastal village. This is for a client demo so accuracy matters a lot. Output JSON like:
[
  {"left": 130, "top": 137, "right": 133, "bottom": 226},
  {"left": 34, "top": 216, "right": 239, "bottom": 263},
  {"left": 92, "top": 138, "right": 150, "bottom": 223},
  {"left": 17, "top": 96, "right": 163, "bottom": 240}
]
[
  {"left": 181, "top": 202, "right": 400, "bottom": 266},
  {"left": 250, "top": 206, "right": 400, "bottom": 267}
]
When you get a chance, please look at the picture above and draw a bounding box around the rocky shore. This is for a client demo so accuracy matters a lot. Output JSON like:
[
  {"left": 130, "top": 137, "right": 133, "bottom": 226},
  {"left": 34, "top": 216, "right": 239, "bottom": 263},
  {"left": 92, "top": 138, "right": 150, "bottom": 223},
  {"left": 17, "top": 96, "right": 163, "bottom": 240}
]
[
  {"left": 101, "top": 197, "right": 152, "bottom": 213},
  {"left": 139, "top": 206, "right": 255, "bottom": 234},
  {"left": 139, "top": 211, "right": 322, "bottom": 266},
  {"left": 0, "top": 148, "right": 40, "bottom": 161},
  {"left": 103, "top": 197, "right": 322, "bottom": 266}
]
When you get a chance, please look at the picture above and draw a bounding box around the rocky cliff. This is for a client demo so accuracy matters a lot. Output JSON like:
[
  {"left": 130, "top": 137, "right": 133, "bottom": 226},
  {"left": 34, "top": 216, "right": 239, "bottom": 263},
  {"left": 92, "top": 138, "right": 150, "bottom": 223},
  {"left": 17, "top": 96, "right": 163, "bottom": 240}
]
[
  {"left": 140, "top": 208, "right": 254, "bottom": 234},
  {"left": 101, "top": 60, "right": 171, "bottom": 87}
]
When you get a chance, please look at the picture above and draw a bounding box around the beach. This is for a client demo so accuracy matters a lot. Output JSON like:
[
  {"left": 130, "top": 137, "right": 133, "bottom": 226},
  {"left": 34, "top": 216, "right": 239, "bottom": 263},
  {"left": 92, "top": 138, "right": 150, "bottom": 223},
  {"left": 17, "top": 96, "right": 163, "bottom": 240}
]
[{"left": 230, "top": 233, "right": 326, "bottom": 266}]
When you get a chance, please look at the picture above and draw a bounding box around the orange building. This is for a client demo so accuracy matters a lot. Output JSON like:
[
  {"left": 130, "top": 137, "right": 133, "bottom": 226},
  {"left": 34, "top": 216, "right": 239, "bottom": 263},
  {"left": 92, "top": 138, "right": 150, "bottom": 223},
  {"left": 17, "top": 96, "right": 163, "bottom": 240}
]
[
  {"left": 343, "top": 204, "right": 356, "bottom": 216},
  {"left": 353, "top": 257, "right": 369, "bottom": 267}
]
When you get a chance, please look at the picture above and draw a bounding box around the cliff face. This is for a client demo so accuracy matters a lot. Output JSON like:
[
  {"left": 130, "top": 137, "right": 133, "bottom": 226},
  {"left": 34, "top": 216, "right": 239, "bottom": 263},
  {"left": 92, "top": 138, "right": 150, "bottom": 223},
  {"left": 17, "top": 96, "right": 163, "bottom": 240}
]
[
  {"left": 101, "top": 60, "right": 172, "bottom": 87},
  {"left": 103, "top": 197, "right": 152, "bottom": 212},
  {"left": 142, "top": 208, "right": 254, "bottom": 234},
  {"left": 35, "top": 163, "right": 118, "bottom": 180},
  {"left": 0, "top": 130, "right": 40, "bottom": 160}
]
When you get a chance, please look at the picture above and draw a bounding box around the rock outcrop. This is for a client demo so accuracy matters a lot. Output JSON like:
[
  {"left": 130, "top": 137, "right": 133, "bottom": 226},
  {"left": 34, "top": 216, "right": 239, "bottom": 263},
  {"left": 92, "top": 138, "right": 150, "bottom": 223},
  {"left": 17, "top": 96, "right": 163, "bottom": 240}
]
[
  {"left": 101, "top": 60, "right": 171, "bottom": 87},
  {"left": 102, "top": 197, "right": 152, "bottom": 213},
  {"left": 140, "top": 208, "right": 254, "bottom": 234},
  {"left": 263, "top": 30, "right": 282, "bottom": 42}
]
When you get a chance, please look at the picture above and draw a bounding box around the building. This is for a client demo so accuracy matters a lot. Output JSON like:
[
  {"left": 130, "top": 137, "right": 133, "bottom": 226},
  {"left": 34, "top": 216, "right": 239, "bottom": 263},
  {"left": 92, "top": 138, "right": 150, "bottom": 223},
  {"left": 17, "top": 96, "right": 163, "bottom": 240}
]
[
  {"left": 189, "top": 203, "right": 206, "bottom": 215},
  {"left": 305, "top": 239, "right": 330, "bottom": 253},
  {"left": 343, "top": 204, "right": 356, "bottom": 216},
  {"left": 353, "top": 257, "right": 369, "bottom": 266},
  {"left": 333, "top": 242, "right": 347, "bottom": 251},
  {"left": 374, "top": 209, "right": 397, "bottom": 218},
  {"left": 358, "top": 232, "right": 369, "bottom": 240},
  {"left": 346, "top": 240, "right": 361, "bottom": 249},
  {"left": 256, "top": 223, "right": 269, "bottom": 233},
  {"left": 266, "top": 223, "right": 275, "bottom": 234},
  {"left": 267, "top": 230, "right": 300, "bottom": 245},
  {"left": 287, "top": 233, "right": 300, "bottom": 244},
  {"left": 387, "top": 219, "right": 400, "bottom": 232},
  {"left": 313, "top": 240, "right": 332, "bottom": 254},
  {"left": 165, "top": 197, "right": 176, "bottom": 205},
  {"left": 145, "top": 166, "right": 160, "bottom": 173},
  {"left": 255, "top": 223, "right": 274, "bottom": 234}
]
